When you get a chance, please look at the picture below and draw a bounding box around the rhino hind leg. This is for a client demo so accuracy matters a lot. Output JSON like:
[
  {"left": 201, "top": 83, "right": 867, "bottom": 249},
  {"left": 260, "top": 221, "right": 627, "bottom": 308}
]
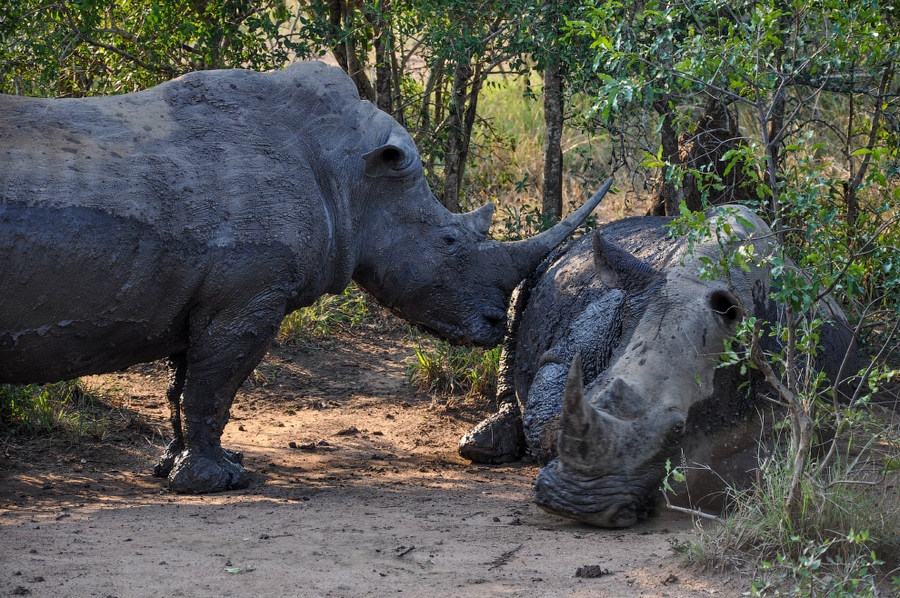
[
  {"left": 153, "top": 353, "right": 188, "bottom": 478},
  {"left": 458, "top": 401, "right": 525, "bottom": 464}
]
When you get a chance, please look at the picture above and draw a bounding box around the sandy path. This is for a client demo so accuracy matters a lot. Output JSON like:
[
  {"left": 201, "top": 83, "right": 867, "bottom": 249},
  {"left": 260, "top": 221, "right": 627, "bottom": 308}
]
[{"left": 1, "top": 324, "right": 742, "bottom": 597}]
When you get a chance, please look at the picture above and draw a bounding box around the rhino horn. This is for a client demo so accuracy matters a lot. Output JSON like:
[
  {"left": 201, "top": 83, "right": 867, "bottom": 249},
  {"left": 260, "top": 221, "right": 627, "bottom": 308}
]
[
  {"left": 592, "top": 231, "right": 661, "bottom": 291},
  {"left": 558, "top": 354, "right": 616, "bottom": 470},
  {"left": 501, "top": 178, "right": 613, "bottom": 281}
]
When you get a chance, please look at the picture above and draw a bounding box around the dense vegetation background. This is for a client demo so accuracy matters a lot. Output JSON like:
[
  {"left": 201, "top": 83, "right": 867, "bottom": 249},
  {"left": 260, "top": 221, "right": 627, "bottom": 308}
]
[{"left": 3, "top": 1, "right": 900, "bottom": 594}]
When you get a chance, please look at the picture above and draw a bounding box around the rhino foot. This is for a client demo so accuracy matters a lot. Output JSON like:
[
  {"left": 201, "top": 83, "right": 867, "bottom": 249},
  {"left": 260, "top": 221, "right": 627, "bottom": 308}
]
[
  {"left": 459, "top": 402, "right": 524, "bottom": 464},
  {"left": 153, "top": 439, "right": 183, "bottom": 478},
  {"left": 167, "top": 450, "right": 248, "bottom": 494},
  {"left": 155, "top": 440, "right": 244, "bottom": 479}
]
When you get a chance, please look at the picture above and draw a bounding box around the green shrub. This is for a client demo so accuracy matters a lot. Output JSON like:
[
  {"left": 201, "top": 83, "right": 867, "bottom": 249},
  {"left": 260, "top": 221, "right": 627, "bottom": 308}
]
[{"left": 666, "top": 200, "right": 900, "bottom": 596}]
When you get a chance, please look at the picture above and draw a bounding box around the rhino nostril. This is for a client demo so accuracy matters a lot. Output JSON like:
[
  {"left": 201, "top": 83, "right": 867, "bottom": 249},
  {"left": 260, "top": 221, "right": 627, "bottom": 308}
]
[{"left": 483, "top": 307, "right": 506, "bottom": 326}]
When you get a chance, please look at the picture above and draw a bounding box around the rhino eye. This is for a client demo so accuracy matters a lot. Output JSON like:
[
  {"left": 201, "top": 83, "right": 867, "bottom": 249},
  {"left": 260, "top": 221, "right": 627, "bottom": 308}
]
[
  {"left": 709, "top": 290, "right": 741, "bottom": 325},
  {"left": 442, "top": 232, "right": 458, "bottom": 246}
]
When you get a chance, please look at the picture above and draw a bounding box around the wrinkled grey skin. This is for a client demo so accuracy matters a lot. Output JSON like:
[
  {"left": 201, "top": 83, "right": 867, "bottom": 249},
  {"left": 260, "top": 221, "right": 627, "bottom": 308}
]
[
  {"left": 460, "top": 206, "right": 857, "bottom": 527},
  {"left": 0, "top": 61, "right": 608, "bottom": 494}
]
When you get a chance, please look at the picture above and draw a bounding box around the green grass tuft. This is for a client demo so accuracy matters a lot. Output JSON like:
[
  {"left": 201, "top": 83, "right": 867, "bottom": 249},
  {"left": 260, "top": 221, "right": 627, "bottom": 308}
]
[
  {"left": 278, "top": 283, "right": 372, "bottom": 346},
  {"left": 406, "top": 332, "right": 500, "bottom": 406},
  {"left": 673, "top": 419, "right": 900, "bottom": 596},
  {"left": 0, "top": 379, "right": 113, "bottom": 441}
]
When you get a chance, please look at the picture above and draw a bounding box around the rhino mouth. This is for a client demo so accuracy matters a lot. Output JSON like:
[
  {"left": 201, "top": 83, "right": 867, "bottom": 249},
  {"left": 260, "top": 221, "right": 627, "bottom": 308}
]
[
  {"left": 533, "top": 459, "right": 659, "bottom": 528},
  {"left": 410, "top": 305, "right": 507, "bottom": 347}
]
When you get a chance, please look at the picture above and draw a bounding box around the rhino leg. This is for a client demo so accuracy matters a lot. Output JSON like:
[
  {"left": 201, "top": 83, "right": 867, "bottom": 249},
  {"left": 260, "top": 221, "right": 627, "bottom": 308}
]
[
  {"left": 166, "top": 298, "right": 283, "bottom": 494},
  {"left": 458, "top": 397, "right": 524, "bottom": 464},
  {"left": 154, "top": 352, "right": 246, "bottom": 479},
  {"left": 153, "top": 353, "right": 188, "bottom": 478}
]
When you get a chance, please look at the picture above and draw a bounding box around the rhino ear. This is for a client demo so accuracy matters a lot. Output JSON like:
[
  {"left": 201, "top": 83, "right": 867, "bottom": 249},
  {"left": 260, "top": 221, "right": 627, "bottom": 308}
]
[
  {"left": 363, "top": 142, "right": 418, "bottom": 178},
  {"left": 461, "top": 203, "right": 495, "bottom": 238},
  {"left": 593, "top": 231, "right": 660, "bottom": 291}
]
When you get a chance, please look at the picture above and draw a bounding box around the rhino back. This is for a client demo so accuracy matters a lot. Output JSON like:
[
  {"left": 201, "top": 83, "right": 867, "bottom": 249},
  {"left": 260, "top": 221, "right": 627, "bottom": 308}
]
[
  {"left": 0, "top": 62, "right": 366, "bottom": 253},
  {"left": 514, "top": 216, "right": 675, "bottom": 395},
  {"left": 513, "top": 217, "right": 676, "bottom": 458}
]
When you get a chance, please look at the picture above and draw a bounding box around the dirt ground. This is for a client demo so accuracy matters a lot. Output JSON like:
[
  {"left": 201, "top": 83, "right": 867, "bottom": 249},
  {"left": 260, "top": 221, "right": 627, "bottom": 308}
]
[{"left": 0, "top": 315, "right": 746, "bottom": 598}]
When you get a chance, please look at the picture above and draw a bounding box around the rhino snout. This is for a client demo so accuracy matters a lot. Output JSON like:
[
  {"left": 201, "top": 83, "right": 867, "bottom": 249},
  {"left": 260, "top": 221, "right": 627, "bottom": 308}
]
[
  {"left": 482, "top": 305, "right": 507, "bottom": 329},
  {"left": 533, "top": 459, "right": 656, "bottom": 528},
  {"left": 419, "top": 303, "right": 506, "bottom": 347}
]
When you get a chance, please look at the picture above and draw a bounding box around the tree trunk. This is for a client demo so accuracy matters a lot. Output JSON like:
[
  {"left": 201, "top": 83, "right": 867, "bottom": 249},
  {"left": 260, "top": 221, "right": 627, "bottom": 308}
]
[
  {"left": 844, "top": 67, "right": 892, "bottom": 228},
  {"left": 542, "top": 60, "right": 564, "bottom": 222},
  {"left": 389, "top": 28, "right": 405, "bottom": 128},
  {"left": 459, "top": 62, "right": 482, "bottom": 193},
  {"left": 766, "top": 85, "right": 785, "bottom": 231},
  {"left": 651, "top": 98, "right": 689, "bottom": 216},
  {"left": 328, "top": 0, "right": 349, "bottom": 72},
  {"left": 367, "top": 0, "right": 393, "bottom": 114},
  {"left": 328, "top": 0, "right": 375, "bottom": 103},
  {"left": 651, "top": 98, "right": 752, "bottom": 215},
  {"left": 442, "top": 59, "right": 473, "bottom": 213}
]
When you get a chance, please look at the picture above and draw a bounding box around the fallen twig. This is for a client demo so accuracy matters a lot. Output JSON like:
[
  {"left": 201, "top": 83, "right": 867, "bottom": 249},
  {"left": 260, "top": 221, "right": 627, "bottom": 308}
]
[{"left": 488, "top": 543, "right": 523, "bottom": 570}]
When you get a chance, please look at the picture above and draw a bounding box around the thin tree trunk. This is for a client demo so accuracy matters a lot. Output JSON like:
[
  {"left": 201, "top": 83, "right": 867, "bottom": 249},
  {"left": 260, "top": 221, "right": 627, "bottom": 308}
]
[
  {"left": 418, "top": 59, "right": 444, "bottom": 174},
  {"left": 542, "top": 60, "right": 564, "bottom": 222},
  {"left": 652, "top": 98, "right": 688, "bottom": 216},
  {"left": 845, "top": 67, "right": 892, "bottom": 227},
  {"left": 442, "top": 59, "right": 473, "bottom": 213},
  {"left": 389, "top": 31, "right": 405, "bottom": 127},
  {"left": 329, "top": 0, "right": 375, "bottom": 102},
  {"left": 766, "top": 85, "right": 785, "bottom": 236},
  {"left": 328, "top": 0, "right": 349, "bottom": 72},
  {"left": 458, "top": 61, "right": 483, "bottom": 198},
  {"left": 367, "top": 0, "right": 393, "bottom": 114}
]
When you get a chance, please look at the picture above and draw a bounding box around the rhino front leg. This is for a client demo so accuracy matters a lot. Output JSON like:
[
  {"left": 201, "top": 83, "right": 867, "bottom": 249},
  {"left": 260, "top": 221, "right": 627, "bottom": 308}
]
[
  {"left": 167, "top": 299, "right": 283, "bottom": 494},
  {"left": 458, "top": 342, "right": 525, "bottom": 463},
  {"left": 459, "top": 341, "right": 525, "bottom": 463},
  {"left": 458, "top": 400, "right": 524, "bottom": 464},
  {"left": 459, "top": 303, "right": 526, "bottom": 463},
  {"left": 154, "top": 352, "right": 245, "bottom": 480}
]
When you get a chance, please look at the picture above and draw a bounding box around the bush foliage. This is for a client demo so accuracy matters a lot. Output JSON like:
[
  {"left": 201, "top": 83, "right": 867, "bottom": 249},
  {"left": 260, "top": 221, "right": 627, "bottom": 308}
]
[{"left": 3, "top": 1, "right": 900, "bottom": 593}]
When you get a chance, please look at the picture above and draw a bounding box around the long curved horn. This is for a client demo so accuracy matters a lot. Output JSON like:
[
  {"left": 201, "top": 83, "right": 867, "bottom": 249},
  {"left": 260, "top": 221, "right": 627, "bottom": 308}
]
[{"left": 505, "top": 178, "right": 613, "bottom": 279}]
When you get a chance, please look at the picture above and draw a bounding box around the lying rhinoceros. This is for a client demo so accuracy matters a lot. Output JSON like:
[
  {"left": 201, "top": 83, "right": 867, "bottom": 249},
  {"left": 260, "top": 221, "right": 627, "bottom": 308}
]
[
  {"left": 460, "top": 205, "right": 857, "bottom": 527},
  {"left": 0, "top": 61, "right": 609, "bottom": 494}
]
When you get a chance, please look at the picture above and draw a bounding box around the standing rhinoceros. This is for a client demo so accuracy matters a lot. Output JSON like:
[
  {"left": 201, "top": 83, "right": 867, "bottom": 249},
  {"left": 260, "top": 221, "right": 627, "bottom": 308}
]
[
  {"left": 0, "top": 61, "right": 609, "bottom": 494},
  {"left": 459, "top": 205, "right": 856, "bottom": 527}
]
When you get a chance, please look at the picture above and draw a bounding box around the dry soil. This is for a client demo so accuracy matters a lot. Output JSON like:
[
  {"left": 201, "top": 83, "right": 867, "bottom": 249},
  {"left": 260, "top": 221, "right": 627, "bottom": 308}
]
[{"left": 0, "top": 315, "right": 745, "bottom": 598}]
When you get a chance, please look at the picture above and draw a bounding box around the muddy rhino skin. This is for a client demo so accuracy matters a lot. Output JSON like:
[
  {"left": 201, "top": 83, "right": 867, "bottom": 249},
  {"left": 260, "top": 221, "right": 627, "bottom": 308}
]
[
  {"left": 460, "top": 205, "right": 856, "bottom": 527},
  {"left": 0, "top": 62, "right": 609, "bottom": 493}
]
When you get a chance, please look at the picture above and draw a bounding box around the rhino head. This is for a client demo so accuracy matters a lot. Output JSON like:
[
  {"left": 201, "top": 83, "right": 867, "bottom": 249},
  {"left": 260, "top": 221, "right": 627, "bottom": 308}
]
[
  {"left": 351, "top": 127, "right": 611, "bottom": 346},
  {"left": 534, "top": 208, "right": 777, "bottom": 527}
]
